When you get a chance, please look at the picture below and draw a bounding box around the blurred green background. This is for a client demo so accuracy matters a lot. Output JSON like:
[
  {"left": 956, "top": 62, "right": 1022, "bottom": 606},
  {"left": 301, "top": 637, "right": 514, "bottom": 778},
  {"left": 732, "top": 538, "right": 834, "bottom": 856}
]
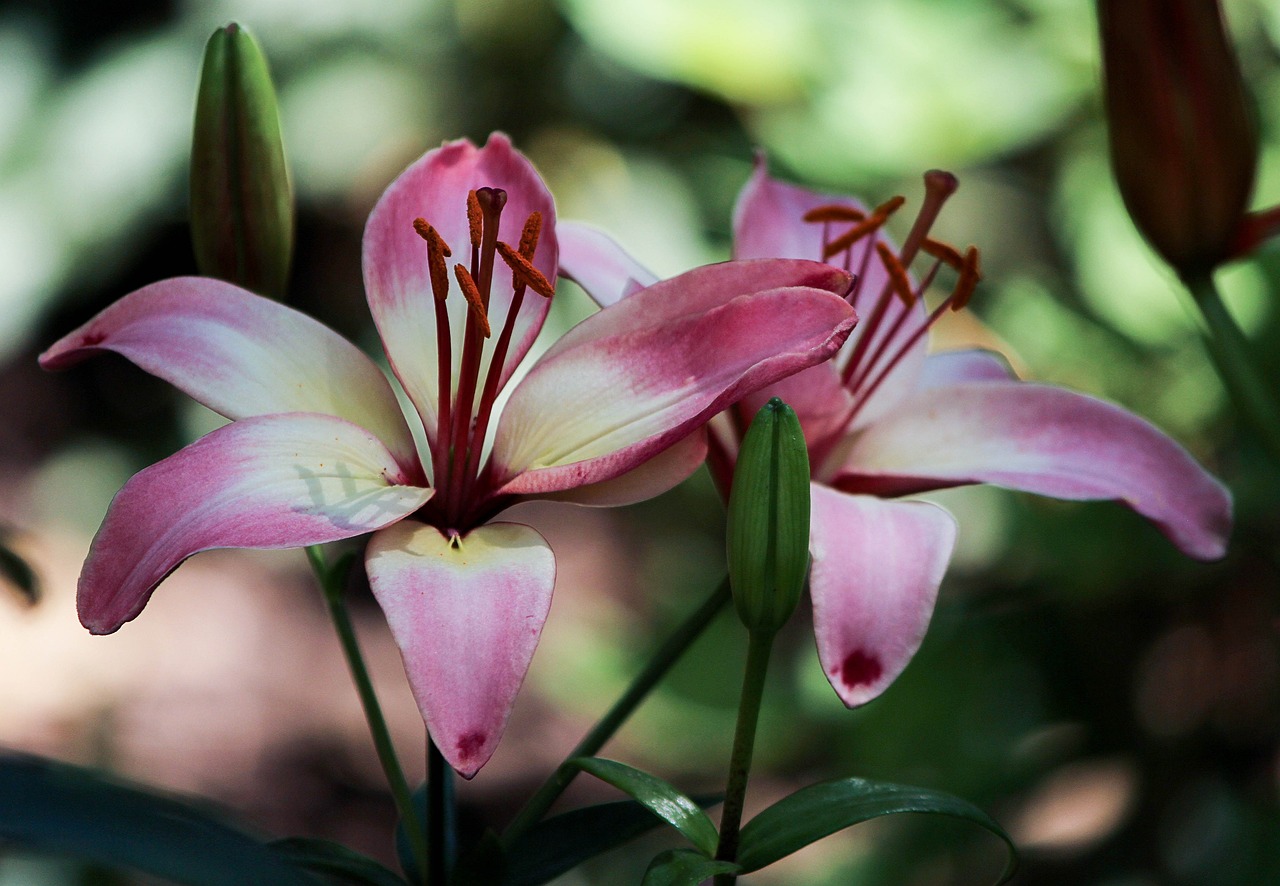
[{"left": 1, "top": 0, "right": 1278, "bottom": 883}]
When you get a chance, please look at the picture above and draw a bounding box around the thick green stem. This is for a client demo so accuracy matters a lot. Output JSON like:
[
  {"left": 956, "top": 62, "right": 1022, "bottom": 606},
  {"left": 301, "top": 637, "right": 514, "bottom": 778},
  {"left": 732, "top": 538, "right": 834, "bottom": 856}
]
[
  {"left": 427, "top": 737, "right": 455, "bottom": 884},
  {"left": 713, "top": 629, "right": 775, "bottom": 886},
  {"left": 502, "top": 576, "right": 732, "bottom": 845},
  {"left": 1188, "top": 273, "right": 1280, "bottom": 462},
  {"left": 306, "top": 547, "right": 428, "bottom": 884}
]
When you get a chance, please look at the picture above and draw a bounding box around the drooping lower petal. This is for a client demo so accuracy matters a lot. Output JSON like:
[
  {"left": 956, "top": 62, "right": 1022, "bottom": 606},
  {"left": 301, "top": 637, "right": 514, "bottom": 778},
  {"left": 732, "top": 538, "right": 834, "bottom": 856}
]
[
  {"left": 365, "top": 520, "right": 555, "bottom": 778},
  {"left": 38, "top": 277, "right": 419, "bottom": 472},
  {"left": 542, "top": 430, "right": 707, "bottom": 507},
  {"left": 834, "top": 382, "right": 1232, "bottom": 559},
  {"left": 556, "top": 220, "right": 660, "bottom": 308},
  {"left": 490, "top": 260, "right": 855, "bottom": 497},
  {"left": 809, "top": 485, "right": 957, "bottom": 707},
  {"left": 79, "top": 413, "right": 433, "bottom": 634}
]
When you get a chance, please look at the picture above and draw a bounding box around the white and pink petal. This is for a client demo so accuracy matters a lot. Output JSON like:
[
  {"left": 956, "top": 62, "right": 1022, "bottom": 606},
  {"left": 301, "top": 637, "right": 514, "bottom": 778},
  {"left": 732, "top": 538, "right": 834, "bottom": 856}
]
[
  {"left": 365, "top": 520, "right": 555, "bottom": 778},
  {"left": 78, "top": 413, "right": 433, "bottom": 635},
  {"left": 557, "top": 221, "right": 659, "bottom": 308}
]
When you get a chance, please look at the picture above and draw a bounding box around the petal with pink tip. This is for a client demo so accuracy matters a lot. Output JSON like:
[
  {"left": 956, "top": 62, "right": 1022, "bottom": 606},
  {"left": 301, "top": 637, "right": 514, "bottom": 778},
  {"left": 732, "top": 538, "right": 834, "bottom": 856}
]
[
  {"left": 542, "top": 430, "right": 708, "bottom": 507},
  {"left": 918, "top": 349, "right": 1014, "bottom": 389},
  {"left": 490, "top": 260, "right": 855, "bottom": 497},
  {"left": 39, "top": 277, "right": 419, "bottom": 471},
  {"left": 557, "top": 221, "right": 660, "bottom": 308},
  {"left": 834, "top": 382, "right": 1232, "bottom": 559},
  {"left": 365, "top": 520, "right": 555, "bottom": 778},
  {"left": 809, "top": 485, "right": 957, "bottom": 707},
  {"left": 79, "top": 413, "right": 433, "bottom": 635},
  {"left": 733, "top": 159, "right": 929, "bottom": 429},
  {"left": 363, "top": 134, "right": 557, "bottom": 439}
]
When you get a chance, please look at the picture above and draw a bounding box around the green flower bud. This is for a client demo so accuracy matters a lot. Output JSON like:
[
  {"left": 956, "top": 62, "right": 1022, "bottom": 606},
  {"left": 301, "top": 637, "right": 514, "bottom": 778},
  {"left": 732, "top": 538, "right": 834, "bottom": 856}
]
[
  {"left": 190, "top": 23, "right": 294, "bottom": 299},
  {"left": 726, "top": 397, "right": 811, "bottom": 636}
]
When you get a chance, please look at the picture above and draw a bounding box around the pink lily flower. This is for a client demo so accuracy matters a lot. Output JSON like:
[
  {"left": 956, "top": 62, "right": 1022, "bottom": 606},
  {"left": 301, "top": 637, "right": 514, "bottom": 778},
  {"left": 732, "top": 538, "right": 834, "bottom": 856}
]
[
  {"left": 40, "top": 135, "right": 857, "bottom": 776},
  {"left": 558, "top": 160, "right": 1233, "bottom": 709}
]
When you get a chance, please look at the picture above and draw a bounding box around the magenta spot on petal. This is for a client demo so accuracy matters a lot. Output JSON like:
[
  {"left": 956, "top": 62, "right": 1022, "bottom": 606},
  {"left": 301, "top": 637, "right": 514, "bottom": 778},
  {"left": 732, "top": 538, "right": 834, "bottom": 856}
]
[
  {"left": 839, "top": 649, "right": 883, "bottom": 689},
  {"left": 81, "top": 331, "right": 107, "bottom": 347},
  {"left": 456, "top": 731, "right": 487, "bottom": 760}
]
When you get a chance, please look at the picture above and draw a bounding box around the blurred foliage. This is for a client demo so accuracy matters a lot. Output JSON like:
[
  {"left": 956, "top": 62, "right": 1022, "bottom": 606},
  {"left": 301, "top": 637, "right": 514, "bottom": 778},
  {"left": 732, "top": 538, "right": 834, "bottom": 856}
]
[{"left": 3, "top": 0, "right": 1279, "bottom": 884}]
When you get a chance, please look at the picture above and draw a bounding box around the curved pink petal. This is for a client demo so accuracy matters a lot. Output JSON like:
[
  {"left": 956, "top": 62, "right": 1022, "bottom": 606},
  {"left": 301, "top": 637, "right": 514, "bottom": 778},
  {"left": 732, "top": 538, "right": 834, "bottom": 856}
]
[
  {"left": 809, "top": 485, "right": 957, "bottom": 707},
  {"left": 79, "top": 413, "right": 433, "bottom": 635},
  {"left": 733, "top": 158, "right": 929, "bottom": 429},
  {"left": 735, "top": 363, "right": 853, "bottom": 464},
  {"left": 541, "top": 430, "right": 708, "bottom": 507},
  {"left": 489, "top": 260, "right": 855, "bottom": 497},
  {"left": 363, "top": 134, "right": 557, "bottom": 440},
  {"left": 557, "top": 221, "right": 659, "bottom": 308},
  {"left": 835, "top": 382, "right": 1232, "bottom": 559},
  {"left": 918, "top": 349, "right": 1015, "bottom": 389},
  {"left": 39, "top": 277, "right": 419, "bottom": 471},
  {"left": 365, "top": 520, "right": 555, "bottom": 778}
]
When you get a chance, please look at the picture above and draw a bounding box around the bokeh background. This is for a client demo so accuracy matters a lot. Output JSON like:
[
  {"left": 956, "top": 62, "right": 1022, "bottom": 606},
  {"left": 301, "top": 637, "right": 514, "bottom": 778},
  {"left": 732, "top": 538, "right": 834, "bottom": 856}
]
[{"left": 2, "top": 0, "right": 1279, "bottom": 883}]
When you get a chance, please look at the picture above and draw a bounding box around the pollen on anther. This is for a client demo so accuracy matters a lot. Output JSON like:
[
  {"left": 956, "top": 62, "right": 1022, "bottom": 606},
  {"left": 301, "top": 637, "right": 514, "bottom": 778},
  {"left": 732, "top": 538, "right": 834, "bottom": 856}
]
[
  {"left": 875, "top": 242, "right": 916, "bottom": 306},
  {"left": 453, "top": 264, "right": 492, "bottom": 336},
  {"left": 922, "top": 237, "right": 965, "bottom": 271},
  {"left": 497, "top": 241, "right": 555, "bottom": 298},
  {"left": 466, "top": 190, "right": 483, "bottom": 248},
  {"left": 823, "top": 215, "right": 888, "bottom": 260},
  {"left": 950, "top": 246, "right": 981, "bottom": 311},
  {"left": 803, "top": 204, "right": 866, "bottom": 224},
  {"left": 519, "top": 211, "right": 542, "bottom": 259},
  {"left": 414, "top": 219, "right": 453, "bottom": 301}
]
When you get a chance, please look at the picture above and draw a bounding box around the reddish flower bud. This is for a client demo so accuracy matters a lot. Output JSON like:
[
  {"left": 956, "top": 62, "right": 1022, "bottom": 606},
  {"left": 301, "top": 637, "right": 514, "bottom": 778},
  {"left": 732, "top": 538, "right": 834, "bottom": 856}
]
[{"left": 1098, "top": 0, "right": 1257, "bottom": 279}]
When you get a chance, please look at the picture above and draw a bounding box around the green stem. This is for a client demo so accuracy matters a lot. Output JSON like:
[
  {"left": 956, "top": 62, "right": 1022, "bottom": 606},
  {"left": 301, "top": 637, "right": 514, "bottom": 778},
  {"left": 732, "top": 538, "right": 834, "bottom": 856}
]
[
  {"left": 427, "top": 737, "right": 455, "bottom": 884},
  {"left": 502, "top": 576, "right": 732, "bottom": 845},
  {"left": 713, "top": 628, "right": 775, "bottom": 886},
  {"left": 306, "top": 546, "right": 428, "bottom": 884},
  {"left": 1188, "top": 273, "right": 1280, "bottom": 462}
]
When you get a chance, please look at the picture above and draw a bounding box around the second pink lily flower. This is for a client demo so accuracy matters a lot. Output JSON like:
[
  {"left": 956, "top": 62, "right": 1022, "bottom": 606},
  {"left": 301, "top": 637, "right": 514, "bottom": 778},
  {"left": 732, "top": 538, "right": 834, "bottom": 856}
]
[
  {"left": 560, "top": 160, "right": 1232, "bottom": 709},
  {"left": 40, "top": 135, "right": 858, "bottom": 776}
]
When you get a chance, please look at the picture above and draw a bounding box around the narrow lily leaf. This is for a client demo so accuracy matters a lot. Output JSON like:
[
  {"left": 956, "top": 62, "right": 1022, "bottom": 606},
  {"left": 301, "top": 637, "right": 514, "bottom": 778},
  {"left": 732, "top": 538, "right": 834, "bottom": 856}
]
[
  {"left": 0, "top": 536, "right": 38, "bottom": 606},
  {"left": 191, "top": 22, "right": 293, "bottom": 299},
  {"left": 735, "top": 777, "right": 1017, "bottom": 882},
  {"left": 502, "top": 796, "right": 722, "bottom": 886},
  {"left": 641, "top": 849, "right": 739, "bottom": 886},
  {"left": 0, "top": 751, "right": 319, "bottom": 886},
  {"left": 269, "top": 838, "right": 406, "bottom": 886},
  {"left": 567, "top": 758, "right": 719, "bottom": 857}
]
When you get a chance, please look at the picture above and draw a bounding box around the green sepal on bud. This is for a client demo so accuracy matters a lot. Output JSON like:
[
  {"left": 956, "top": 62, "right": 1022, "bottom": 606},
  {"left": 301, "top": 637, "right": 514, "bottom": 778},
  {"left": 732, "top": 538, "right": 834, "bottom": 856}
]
[
  {"left": 726, "top": 398, "right": 811, "bottom": 636},
  {"left": 190, "top": 22, "right": 294, "bottom": 300}
]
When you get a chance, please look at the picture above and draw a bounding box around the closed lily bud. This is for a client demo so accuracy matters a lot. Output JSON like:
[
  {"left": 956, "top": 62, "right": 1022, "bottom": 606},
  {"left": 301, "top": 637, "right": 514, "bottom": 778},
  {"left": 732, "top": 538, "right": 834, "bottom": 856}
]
[
  {"left": 726, "top": 398, "right": 811, "bottom": 636},
  {"left": 190, "top": 22, "right": 294, "bottom": 299},
  {"left": 1098, "top": 0, "right": 1257, "bottom": 280}
]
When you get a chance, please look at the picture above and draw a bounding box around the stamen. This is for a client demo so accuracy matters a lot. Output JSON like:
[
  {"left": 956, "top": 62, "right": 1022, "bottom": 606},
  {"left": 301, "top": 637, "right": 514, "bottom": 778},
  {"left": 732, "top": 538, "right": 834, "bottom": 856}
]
[
  {"left": 822, "top": 196, "right": 906, "bottom": 260},
  {"left": 921, "top": 237, "right": 965, "bottom": 271},
  {"left": 453, "top": 264, "right": 491, "bottom": 337},
  {"left": 518, "top": 211, "right": 542, "bottom": 258},
  {"left": 413, "top": 218, "right": 453, "bottom": 301},
  {"left": 874, "top": 242, "right": 916, "bottom": 306},
  {"left": 466, "top": 190, "right": 483, "bottom": 248},
  {"left": 950, "top": 246, "right": 981, "bottom": 311},
  {"left": 871, "top": 195, "right": 906, "bottom": 217},
  {"left": 803, "top": 204, "right": 866, "bottom": 223},
  {"left": 496, "top": 242, "right": 555, "bottom": 298}
]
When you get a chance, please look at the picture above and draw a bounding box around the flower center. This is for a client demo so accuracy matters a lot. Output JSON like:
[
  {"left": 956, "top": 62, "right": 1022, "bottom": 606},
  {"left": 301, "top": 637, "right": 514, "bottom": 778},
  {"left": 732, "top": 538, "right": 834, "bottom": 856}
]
[
  {"left": 412, "top": 188, "right": 555, "bottom": 527},
  {"left": 803, "top": 171, "right": 981, "bottom": 470}
]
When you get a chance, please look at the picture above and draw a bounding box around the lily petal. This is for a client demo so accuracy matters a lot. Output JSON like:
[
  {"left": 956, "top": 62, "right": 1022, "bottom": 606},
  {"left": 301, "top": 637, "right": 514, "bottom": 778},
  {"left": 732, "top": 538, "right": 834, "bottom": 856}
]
[
  {"left": 557, "top": 220, "right": 660, "bottom": 308},
  {"left": 835, "top": 382, "right": 1232, "bottom": 559},
  {"left": 39, "top": 277, "right": 419, "bottom": 471},
  {"left": 918, "top": 349, "right": 1015, "bottom": 389},
  {"left": 365, "top": 520, "right": 555, "bottom": 778},
  {"left": 490, "top": 260, "right": 855, "bottom": 496},
  {"left": 809, "top": 485, "right": 957, "bottom": 707},
  {"left": 733, "top": 159, "right": 929, "bottom": 429},
  {"left": 363, "top": 134, "right": 557, "bottom": 440},
  {"left": 79, "top": 413, "right": 433, "bottom": 634},
  {"left": 542, "top": 430, "right": 708, "bottom": 507}
]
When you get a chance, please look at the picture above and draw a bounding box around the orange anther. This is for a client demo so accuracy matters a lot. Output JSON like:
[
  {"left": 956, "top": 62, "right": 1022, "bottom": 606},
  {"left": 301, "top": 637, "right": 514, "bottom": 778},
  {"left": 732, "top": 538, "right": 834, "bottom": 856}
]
[
  {"left": 519, "top": 211, "right": 542, "bottom": 259},
  {"left": 414, "top": 219, "right": 453, "bottom": 301},
  {"left": 802, "top": 204, "right": 866, "bottom": 224},
  {"left": 950, "top": 246, "right": 981, "bottom": 311},
  {"left": 497, "top": 241, "right": 555, "bottom": 299},
  {"left": 453, "top": 264, "right": 491, "bottom": 336},
  {"left": 922, "top": 237, "right": 965, "bottom": 270},
  {"left": 467, "top": 190, "right": 483, "bottom": 248},
  {"left": 871, "top": 195, "right": 906, "bottom": 217},
  {"left": 823, "top": 215, "right": 887, "bottom": 260},
  {"left": 875, "top": 242, "right": 916, "bottom": 306}
]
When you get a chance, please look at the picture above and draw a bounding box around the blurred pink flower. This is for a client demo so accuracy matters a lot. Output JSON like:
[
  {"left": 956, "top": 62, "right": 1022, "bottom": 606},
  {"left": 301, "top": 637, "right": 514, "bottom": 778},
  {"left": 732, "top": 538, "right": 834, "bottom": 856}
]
[
  {"left": 40, "top": 135, "right": 857, "bottom": 776},
  {"left": 559, "top": 160, "right": 1232, "bottom": 709}
]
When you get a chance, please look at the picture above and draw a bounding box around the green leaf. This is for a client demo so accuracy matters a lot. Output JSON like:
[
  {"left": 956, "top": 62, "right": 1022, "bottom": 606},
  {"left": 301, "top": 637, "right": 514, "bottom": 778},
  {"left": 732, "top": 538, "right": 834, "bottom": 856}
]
[
  {"left": 641, "top": 849, "right": 739, "bottom": 886},
  {"left": 503, "top": 796, "right": 721, "bottom": 886},
  {"left": 0, "top": 537, "right": 38, "bottom": 606},
  {"left": 190, "top": 21, "right": 294, "bottom": 299},
  {"left": 568, "top": 757, "right": 719, "bottom": 857},
  {"left": 736, "top": 777, "right": 1017, "bottom": 882},
  {"left": 0, "top": 751, "right": 320, "bottom": 885},
  {"left": 269, "top": 838, "right": 406, "bottom": 886}
]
